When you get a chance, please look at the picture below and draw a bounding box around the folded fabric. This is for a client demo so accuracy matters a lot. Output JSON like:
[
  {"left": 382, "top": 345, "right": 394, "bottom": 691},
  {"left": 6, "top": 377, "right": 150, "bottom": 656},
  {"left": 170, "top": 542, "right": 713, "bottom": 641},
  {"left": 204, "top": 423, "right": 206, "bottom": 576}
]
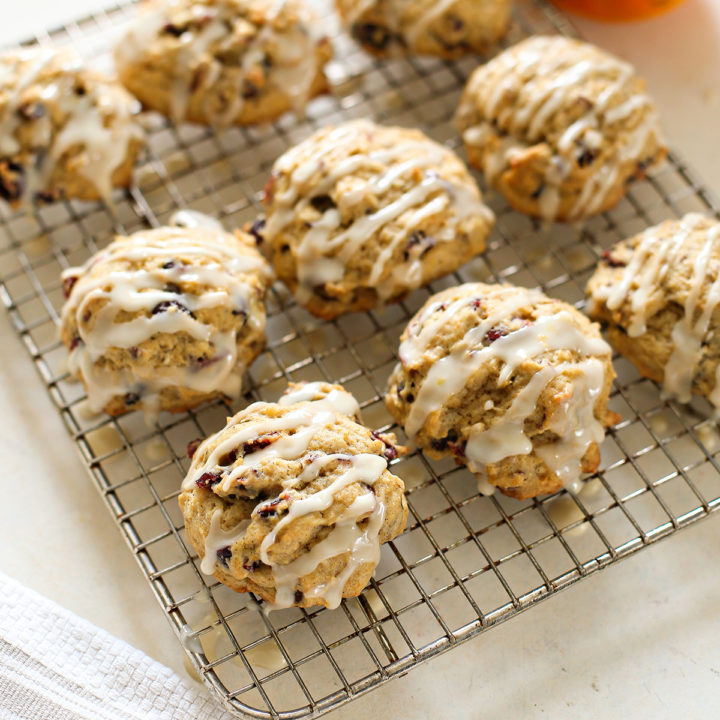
[{"left": 0, "top": 571, "right": 235, "bottom": 720}]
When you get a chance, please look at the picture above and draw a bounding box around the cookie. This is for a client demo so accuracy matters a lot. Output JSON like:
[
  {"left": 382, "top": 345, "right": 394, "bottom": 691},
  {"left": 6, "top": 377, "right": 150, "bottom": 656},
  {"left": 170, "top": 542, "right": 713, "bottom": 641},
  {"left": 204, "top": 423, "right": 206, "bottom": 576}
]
[
  {"left": 385, "top": 282, "right": 618, "bottom": 499},
  {"left": 0, "top": 47, "right": 144, "bottom": 206},
  {"left": 455, "top": 35, "right": 667, "bottom": 222},
  {"left": 336, "top": 0, "right": 510, "bottom": 58},
  {"left": 60, "top": 221, "right": 272, "bottom": 417},
  {"left": 179, "top": 382, "right": 408, "bottom": 609},
  {"left": 258, "top": 119, "right": 494, "bottom": 319},
  {"left": 114, "top": 0, "right": 332, "bottom": 126},
  {"left": 587, "top": 213, "right": 720, "bottom": 409}
]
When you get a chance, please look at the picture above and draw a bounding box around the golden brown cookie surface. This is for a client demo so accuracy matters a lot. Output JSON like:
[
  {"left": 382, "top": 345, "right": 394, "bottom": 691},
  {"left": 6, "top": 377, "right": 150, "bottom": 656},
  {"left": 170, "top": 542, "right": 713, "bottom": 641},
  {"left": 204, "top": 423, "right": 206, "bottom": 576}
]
[
  {"left": 0, "top": 47, "right": 144, "bottom": 206},
  {"left": 179, "top": 382, "right": 408, "bottom": 609},
  {"left": 114, "top": 0, "right": 331, "bottom": 126},
  {"left": 587, "top": 213, "right": 720, "bottom": 409},
  {"left": 60, "top": 220, "right": 272, "bottom": 417},
  {"left": 386, "top": 282, "right": 618, "bottom": 499},
  {"left": 259, "top": 119, "right": 494, "bottom": 319},
  {"left": 456, "top": 35, "right": 667, "bottom": 222}
]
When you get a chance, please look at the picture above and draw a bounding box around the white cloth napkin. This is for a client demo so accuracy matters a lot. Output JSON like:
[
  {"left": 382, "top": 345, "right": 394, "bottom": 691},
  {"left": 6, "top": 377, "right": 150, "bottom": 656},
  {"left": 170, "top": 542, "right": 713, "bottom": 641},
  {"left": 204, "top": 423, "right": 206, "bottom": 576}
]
[{"left": 0, "top": 571, "right": 235, "bottom": 720}]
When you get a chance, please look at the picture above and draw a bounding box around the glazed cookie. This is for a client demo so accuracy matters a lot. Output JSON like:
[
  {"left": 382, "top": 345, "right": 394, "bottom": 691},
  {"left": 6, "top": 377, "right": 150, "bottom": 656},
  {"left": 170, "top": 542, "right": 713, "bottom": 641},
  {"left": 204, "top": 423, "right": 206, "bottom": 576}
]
[
  {"left": 60, "top": 219, "right": 272, "bottom": 417},
  {"left": 114, "top": 0, "right": 332, "bottom": 126},
  {"left": 455, "top": 35, "right": 667, "bottom": 222},
  {"left": 258, "top": 119, "right": 494, "bottom": 319},
  {"left": 0, "top": 47, "right": 144, "bottom": 206},
  {"left": 385, "top": 283, "right": 618, "bottom": 499},
  {"left": 587, "top": 213, "right": 720, "bottom": 409},
  {"left": 179, "top": 382, "right": 408, "bottom": 609},
  {"left": 336, "top": 0, "right": 510, "bottom": 58}
]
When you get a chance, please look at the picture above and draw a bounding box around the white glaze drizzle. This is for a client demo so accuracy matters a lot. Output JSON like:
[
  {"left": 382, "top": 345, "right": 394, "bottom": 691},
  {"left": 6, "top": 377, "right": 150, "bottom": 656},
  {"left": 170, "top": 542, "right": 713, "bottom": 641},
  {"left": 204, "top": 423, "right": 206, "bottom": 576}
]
[
  {"left": 0, "top": 46, "right": 143, "bottom": 205},
  {"left": 600, "top": 214, "right": 707, "bottom": 335},
  {"left": 403, "top": 0, "right": 466, "bottom": 47},
  {"left": 116, "top": 0, "right": 324, "bottom": 125},
  {"left": 398, "top": 285, "right": 611, "bottom": 487},
  {"left": 213, "top": 407, "right": 337, "bottom": 493},
  {"left": 466, "top": 359, "right": 605, "bottom": 485},
  {"left": 169, "top": 209, "right": 224, "bottom": 230},
  {"left": 475, "top": 470, "right": 496, "bottom": 496},
  {"left": 536, "top": 360, "right": 606, "bottom": 484},
  {"left": 461, "top": 36, "right": 664, "bottom": 220},
  {"left": 256, "top": 452, "right": 386, "bottom": 609},
  {"left": 595, "top": 214, "right": 720, "bottom": 406},
  {"left": 271, "top": 492, "right": 384, "bottom": 610},
  {"left": 405, "top": 310, "right": 608, "bottom": 437},
  {"left": 265, "top": 120, "right": 492, "bottom": 301},
  {"left": 179, "top": 624, "right": 203, "bottom": 654},
  {"left": 467, "top": 368, "right": 558, "bottom": 467},
  {"left": 278, "top": 381, "right": 360, "bottom": 416},
  {"left": 62, "top": 227, "right": 268, "bottom": 415},
  {"left": 202, "top": 510, "right": 250, "bottom": 574},
  {"left": 188, "top": 388, "right": 391, "bottom": 610},
  {"left": 399, "top": 288, "right": 537, "bottom": 364},
  {"left": 665, "top": 223, "right": 720, "bottom": 404}
]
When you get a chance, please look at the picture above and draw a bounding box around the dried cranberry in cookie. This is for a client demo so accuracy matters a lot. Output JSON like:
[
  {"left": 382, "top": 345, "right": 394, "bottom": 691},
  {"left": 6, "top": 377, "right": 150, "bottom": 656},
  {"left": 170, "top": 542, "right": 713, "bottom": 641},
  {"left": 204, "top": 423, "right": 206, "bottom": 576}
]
[
  {"left": 456, "top": 35, "right": 667, "bottom": 222},
  {"left": 0, "top": 47, "right": 144, "bottom": 206},
  {"left": 114, "top": 0, "right": 332, "bottom": 126},
  {"left": 179, "top": 382, "right": 408, "bottom": 609},
  {"left": 59, "top": 221, "right": 272, "bottom": 418},
  {"left": 587, "top": 213, "right": 720, "bottom": 409},
  {"left": 261, "top": 119, "right": 494, "bottom": 319},
  {"left": 386, "top": 282, "right": 618, "bottom": 499}
]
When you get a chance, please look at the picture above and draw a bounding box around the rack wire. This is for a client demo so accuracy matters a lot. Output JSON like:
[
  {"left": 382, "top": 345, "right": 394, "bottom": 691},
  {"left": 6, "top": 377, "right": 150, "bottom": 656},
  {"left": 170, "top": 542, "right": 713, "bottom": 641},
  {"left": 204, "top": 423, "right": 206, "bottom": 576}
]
[{"left": 2, "top": 0, "right": 720, "bottom": 717}]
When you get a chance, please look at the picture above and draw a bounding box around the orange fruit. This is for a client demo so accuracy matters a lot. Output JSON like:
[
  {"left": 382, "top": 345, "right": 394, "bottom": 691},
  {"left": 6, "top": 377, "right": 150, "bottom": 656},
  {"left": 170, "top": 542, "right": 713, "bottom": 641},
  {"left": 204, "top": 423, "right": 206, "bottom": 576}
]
[{"left": 550, "top": 0, "right": 687, "bottom": 21}]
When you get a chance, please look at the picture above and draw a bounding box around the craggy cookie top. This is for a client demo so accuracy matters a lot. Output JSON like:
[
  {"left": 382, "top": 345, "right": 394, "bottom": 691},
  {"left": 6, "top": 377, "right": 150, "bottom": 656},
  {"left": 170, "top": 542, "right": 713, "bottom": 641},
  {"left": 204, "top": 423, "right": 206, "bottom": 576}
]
[
  {"left": 114, "top": 0, "right": 331, "bottom": 125},
  {"left": 456, "top": 35, "right": 666, "bottom": 220},
  {"left": 386, "top": 282, "right": 616, "bottom": 495},
  {"left": 587, "top": 213, "right": 720, "bottom": 407},
  {"left": 60, "top": 219, "right": 272, "bottom": 417},
  {"left": 180, "top": 382, "right": 408, "bottom": 609},
  {"left": 260, "top": 119, "right": 494, "bottom": 317},
  {"left": 0, "top": 47, "right": 144, "bottom": 205}
]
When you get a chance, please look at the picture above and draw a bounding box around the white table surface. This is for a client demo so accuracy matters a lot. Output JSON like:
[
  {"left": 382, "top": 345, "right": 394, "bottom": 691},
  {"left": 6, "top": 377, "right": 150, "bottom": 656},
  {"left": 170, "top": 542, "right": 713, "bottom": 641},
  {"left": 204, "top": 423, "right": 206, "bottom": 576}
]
[{"left": 2, "top": 1, "right": 720, "bottom": 718}]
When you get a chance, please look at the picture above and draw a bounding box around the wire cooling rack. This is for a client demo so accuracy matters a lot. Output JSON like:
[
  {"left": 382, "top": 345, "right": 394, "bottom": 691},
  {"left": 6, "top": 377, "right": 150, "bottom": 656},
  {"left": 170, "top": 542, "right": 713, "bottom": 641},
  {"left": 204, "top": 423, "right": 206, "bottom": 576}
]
[{"left": 3, "top": 1, "right": 720, "bottom": 717}]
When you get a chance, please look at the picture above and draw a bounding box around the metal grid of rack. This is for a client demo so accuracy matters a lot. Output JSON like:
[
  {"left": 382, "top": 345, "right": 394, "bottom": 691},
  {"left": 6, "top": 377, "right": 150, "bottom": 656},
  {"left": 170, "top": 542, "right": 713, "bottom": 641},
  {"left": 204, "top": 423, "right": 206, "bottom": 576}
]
[{"left": 2, "top": 1, "right": 720, "bottom": 717}]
